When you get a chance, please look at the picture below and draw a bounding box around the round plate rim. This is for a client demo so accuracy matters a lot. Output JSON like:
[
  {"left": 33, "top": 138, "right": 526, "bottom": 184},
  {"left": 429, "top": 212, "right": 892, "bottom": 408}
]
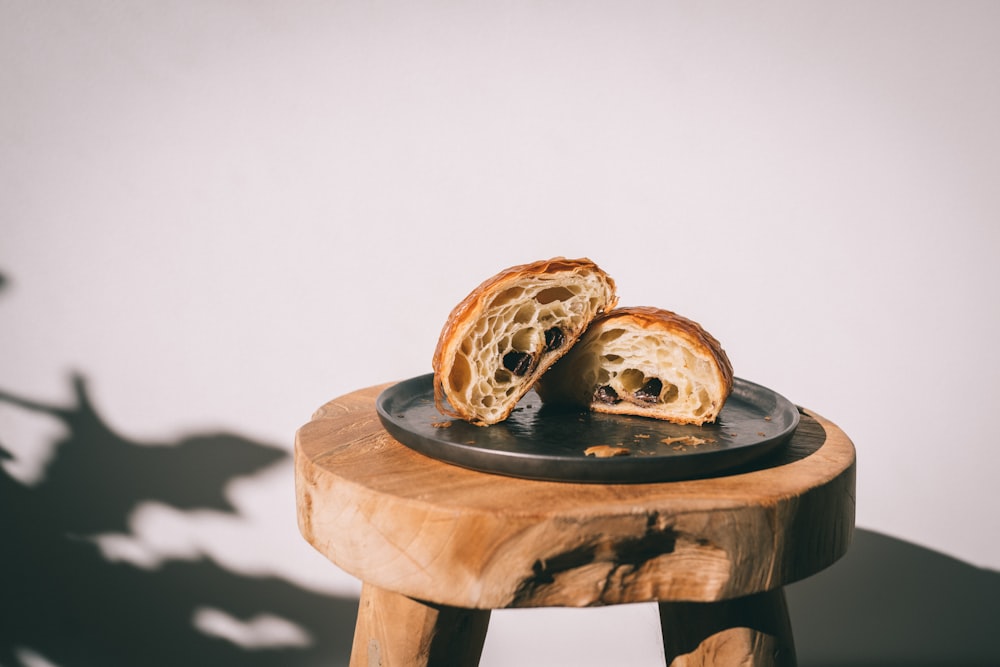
[{"left": 375, "top": 374, "right": 799, "bottom": 483}]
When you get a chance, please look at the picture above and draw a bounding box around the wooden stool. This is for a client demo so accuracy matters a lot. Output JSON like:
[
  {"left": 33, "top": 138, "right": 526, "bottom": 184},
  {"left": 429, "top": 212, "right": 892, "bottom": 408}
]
[{"left": 295, "top": 383, "right": 855, "bottom": 666}]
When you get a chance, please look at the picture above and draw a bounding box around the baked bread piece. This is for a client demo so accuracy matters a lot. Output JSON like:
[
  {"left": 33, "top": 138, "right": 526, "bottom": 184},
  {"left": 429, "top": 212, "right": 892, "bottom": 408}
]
[
  {"left": 536, "top": 306, "right": 734, "bottom": 425},
  {"left": 432, "top": 258, "right": 618, "bottom": 426}
]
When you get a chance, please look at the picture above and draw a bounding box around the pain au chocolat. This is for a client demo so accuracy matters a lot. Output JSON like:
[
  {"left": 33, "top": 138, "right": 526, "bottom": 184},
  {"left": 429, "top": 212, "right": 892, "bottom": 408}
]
[
  {"left": 432, "top": 258, "right": 618, "bottom": 426},
  {"left": 536, "top": 306, "right": 734, "bottom": 425}
]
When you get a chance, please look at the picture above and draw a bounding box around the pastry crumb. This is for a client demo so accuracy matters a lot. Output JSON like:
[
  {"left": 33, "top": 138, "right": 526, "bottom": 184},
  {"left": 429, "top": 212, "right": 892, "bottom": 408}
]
[
  {"left": 661, "top": 435, "right": 713, "bottom": 447},
  {"left": 585, "top": 444, "right": 631, "bottom": 458},
  {"left": 431, "top": 420, "right": 453, "bottom": 428}
]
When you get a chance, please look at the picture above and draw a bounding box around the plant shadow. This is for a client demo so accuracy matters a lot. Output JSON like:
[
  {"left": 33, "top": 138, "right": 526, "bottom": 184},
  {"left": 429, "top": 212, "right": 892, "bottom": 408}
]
[{"left": 0, "top": 375, "right": 357, "bottom": 667}]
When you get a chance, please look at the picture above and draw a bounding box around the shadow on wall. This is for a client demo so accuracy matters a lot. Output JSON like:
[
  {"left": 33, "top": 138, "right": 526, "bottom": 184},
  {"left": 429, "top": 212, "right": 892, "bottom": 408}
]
[
  {"left": 0, "top": 375, "right": 357, "bottom": 667},
  {"left": 787, "top": 530, "right": 1000, "bottom": 667}
]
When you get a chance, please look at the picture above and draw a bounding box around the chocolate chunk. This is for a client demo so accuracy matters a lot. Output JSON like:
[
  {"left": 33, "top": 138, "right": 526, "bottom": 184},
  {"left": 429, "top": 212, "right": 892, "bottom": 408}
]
[
  {"left": 595, "top": 385, "right": 620, "bottom": 404},
  {"left": 635, "top": 378, "right": 663, "bottom": 403},
  {"left": 544, "top": 327, "right": 565, "bottom": 351},
  {"left": 503, "top": 351, "right": 534, "bottom": 376}
]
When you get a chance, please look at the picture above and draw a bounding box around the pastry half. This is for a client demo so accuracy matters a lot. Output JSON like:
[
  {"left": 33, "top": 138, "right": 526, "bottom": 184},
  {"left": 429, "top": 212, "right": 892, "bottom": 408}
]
[
  {"left": 536, "top": 306, "right": 734, "bottom": 425},
  {"left": 432, "top": 257, "right": 618, "bottom": 426}
]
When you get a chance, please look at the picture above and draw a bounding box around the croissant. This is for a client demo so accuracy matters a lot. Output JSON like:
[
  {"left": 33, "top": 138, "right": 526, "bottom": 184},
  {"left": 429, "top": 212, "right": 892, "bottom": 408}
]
[
  {"left": 432, "top": 258, "right": 618, "bottom": 426},
  {"left": 536, "top": 306, "right": 734, "bottom": 425}
]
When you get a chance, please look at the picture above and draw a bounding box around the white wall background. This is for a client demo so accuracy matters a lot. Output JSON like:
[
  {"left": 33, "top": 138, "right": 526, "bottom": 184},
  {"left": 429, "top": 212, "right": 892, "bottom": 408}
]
[{"left": 3, "top": 2, "right": 999, "bottom": 665}]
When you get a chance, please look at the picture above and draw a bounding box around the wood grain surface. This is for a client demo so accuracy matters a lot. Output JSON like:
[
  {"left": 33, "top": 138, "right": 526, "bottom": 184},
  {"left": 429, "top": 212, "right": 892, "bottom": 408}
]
[
  {"left": 349, "top": 582, "right": 490, "bottom": 667},
  {"left": 295, "top": 382, "right": 855, "bottom": 610}
]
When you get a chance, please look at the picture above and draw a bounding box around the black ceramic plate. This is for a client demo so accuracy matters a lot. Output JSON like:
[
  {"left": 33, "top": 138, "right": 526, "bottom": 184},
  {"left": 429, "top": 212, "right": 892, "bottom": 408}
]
[{"left": 375, "top": 374, "right": 799, "bottom": 483}]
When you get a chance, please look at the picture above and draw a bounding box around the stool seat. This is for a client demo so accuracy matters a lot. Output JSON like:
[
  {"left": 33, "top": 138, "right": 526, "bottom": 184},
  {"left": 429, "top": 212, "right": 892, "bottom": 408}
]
[{"left": 295, "top": 382, "right": 855, "bottom": 666}]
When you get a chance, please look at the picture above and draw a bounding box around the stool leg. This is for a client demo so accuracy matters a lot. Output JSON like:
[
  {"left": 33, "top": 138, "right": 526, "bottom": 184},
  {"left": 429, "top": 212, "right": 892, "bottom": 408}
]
[
  {"left": 349, "top": 582, "right": 491, "bottom": 667},
  {"left": 658, "top": 588, "right": 796, "bottom": 667}
]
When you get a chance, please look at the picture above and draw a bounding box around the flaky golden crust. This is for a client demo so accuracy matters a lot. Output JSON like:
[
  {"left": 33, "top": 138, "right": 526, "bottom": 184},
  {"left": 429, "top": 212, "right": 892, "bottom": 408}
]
[
  {"left": 431, "top": 258, "right": 610, "bottom": 373},
  {"left": 432, "top": 257, "right": 617, "bottom": 425},
  {"left": 598, "top": 306, "right": 734, "bottom": 391},
  {"left": 536, "top": 306, "right": 734, "bottom": 425}
]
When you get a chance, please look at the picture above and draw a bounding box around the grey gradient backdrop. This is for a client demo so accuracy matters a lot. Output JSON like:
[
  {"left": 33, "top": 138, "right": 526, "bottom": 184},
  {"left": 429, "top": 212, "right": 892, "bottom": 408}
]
[{"left": 3, "top": 2, "right": 999, "bottom": 665}]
